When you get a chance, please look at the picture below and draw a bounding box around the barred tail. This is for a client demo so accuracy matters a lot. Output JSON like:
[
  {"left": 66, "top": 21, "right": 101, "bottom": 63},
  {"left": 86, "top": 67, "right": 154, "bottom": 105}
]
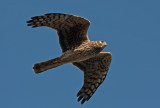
[{"left": 33, "top": 57, "right": 65, "bottom": 73}]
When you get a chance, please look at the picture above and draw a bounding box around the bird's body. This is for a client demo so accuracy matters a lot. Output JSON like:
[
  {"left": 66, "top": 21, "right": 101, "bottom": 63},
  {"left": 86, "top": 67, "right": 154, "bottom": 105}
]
[
  {"left": 33, "top": 40, "right": 107, "bottom": 73},
  {"left": 27, "top": 13, "right": 112, "bottom": 104}
]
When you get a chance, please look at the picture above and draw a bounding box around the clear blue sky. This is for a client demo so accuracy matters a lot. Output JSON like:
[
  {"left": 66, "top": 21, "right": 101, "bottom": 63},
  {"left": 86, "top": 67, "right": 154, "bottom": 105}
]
[{"left": 0, "top": 0, "right": 160, "bottom": 108}]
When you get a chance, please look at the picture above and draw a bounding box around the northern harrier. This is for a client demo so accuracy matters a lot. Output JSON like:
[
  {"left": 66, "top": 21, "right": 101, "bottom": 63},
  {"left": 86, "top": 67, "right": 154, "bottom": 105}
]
[{"left": 27, "top": 13, "right": 112, "bottom": 104}]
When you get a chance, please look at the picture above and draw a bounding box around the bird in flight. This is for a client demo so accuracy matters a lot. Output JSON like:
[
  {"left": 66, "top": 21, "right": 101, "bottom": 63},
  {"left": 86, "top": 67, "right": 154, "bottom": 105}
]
[{"left": 27, "top": 13, "right": 112, "bottom": 104}]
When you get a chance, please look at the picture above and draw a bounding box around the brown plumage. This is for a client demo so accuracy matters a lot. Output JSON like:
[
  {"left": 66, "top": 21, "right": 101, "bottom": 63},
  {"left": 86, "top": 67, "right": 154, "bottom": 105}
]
[{"left": 27, "top": 13, "right": 112, "bottom": 104}]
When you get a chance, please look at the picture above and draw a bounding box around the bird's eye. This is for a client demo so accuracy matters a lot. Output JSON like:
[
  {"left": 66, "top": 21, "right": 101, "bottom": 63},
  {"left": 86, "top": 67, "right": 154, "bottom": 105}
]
[{"left": 101, "top": 41, "right": 104, "bottom": 43}]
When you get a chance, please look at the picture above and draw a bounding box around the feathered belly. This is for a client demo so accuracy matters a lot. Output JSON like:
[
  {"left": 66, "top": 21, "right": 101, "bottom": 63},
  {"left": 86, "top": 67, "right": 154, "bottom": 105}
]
[{"left": 61, "top": 49, "right": 100, "bottom": 63}]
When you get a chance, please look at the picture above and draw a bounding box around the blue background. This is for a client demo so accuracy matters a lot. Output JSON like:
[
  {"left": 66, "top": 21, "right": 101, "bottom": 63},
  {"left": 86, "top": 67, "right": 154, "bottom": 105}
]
[{"left": 1, "top": 0, "right": 160, "bottom": 108}]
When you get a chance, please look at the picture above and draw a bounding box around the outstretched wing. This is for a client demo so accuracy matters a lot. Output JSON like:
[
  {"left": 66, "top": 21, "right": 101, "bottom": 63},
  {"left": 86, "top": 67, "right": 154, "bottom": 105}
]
[
  {"left": 27, "top": 13, "right": 90, "bottom": 52},
  {"left": 72, "top": 52, "right": 112, "bottom": 104}
]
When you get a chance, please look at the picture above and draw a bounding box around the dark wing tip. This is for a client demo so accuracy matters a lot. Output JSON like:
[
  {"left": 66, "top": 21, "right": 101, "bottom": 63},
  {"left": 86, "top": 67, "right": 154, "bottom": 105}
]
[
  {"left": 77, "top": 90, "right": 82, "bottom": 97},
  {"left": 78, "top": 96, "right": 83, "bottom": 102},
  {"left": 26, "top": 20, "right": 33, "bottom": 23},
  {"left": 26, "top": 19, "right": 34, "bottom": 27},
  {"left": 26, "top": 15, "right": 44, "bottom": 28},
  {"left": 26, "top": 19, "right": 40, "bottom": 28},
  {"left": 81, "top": 98, "right": 87, "bottom": 104},
  {"left": 27, "top": 23, "right": 32, "bottom": 26},
  {"left": 77, "top": 95, "right": 87, "bottom": 104},
  {"left": 77, "top": 88, "right": 91, "bottom": 104}
]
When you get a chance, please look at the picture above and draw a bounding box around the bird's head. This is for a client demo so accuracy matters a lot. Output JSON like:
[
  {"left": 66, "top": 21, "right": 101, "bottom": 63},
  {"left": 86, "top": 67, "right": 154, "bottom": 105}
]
[
  {"left": 92, "top": 41, "right": 107, "bottom": 52},
  {"left": 91, "top": 41, "right": 107, "bottom": 53},
  {"left": 98, "top": 41, "right": 107, "bottom": 49}
]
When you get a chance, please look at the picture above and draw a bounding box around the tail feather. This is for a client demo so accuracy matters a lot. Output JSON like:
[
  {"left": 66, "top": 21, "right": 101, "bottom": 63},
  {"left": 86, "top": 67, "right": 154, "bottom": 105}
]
[{"left": 33, "top": 57, "right": 65, "bottom": 73}]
